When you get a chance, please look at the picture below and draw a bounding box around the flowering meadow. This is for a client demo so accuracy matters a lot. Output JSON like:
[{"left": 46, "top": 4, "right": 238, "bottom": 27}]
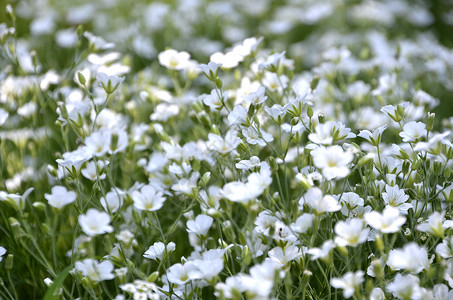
[{"left": 2, "top": 0, "right": 453, "bottom": 299}]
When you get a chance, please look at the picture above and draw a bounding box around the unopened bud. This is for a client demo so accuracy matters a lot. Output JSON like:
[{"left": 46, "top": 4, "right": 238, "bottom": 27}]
[
  {"left": 77, "top": 72, "right": 86, "bottom": 86},
  {"left": 5, "top": 254, "right": 13, "bottom": 271},
  {"left": 427, "top": 112, "right": 435, "bottom": 131},
  {"left": 307, "top": 106, "right": 313, "bottom": 118},
  {"left": 318, "top": 114, "right": 325, "bottom": 124},
  {"left": 147, "top": 271, "right": 159, "bottom": 283},
  {"left": 268, "top": 157, "right": 278, "bottom": 172},
  {"left": 215, "top": 77, "right": 223, "bottom": 89}
]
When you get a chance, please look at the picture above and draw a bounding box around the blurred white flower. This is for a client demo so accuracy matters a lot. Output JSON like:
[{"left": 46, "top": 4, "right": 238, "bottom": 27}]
[
  {"left": 267, "top": 245, "right": 302, "bottom": 267},
  {"left": 228, "top": 105, "right": 247, "bottom": 126},
  {"left": 131, "top": 184, "right": 166, "bottom": 211},
  {"left": 358, "top": 125, "right": 387, "bottom": 146},
  {"left": 382, "top": 184, "right": 412, "bottom": 215},
  {"left": 301, "top": 187, "right": 341, "bottom": 214},
  {"left": 307, "top": 240, "right": 335, "bottom": 261},
  {"left": 166, "top": 262, "right": 201, "bottom": 285},
  {"left": 386, "top": 273, "right": 421, "bottom": 299},
  {"left": 75, "top": 259, "right": 114, "bottom": 282},
  {"left": 334, "top": 218, "right": 369, "bottom": 247},
  {"left": 187, "top": 215, "right": 213, "bottom": 238},
  {"left": 399, "top": 121, "right": 427, "bottom": 142},
  {"left": 331, "top": 271, "right": 364, "bottom": 299},
  {"left": 158, "top": 49, "right": 191, "bottom": 70},
  {"left": 207, "top": 130, "right": 241, "bottom": 154},
  {"left": 416, "top": 211, "right": 447, "bottom": 238},
  {"left": 365, "top": 206, "right": 406, "bottom": 233},
  {"left": 144, "top": 241, "right": 176, "bottom": 260},
  {"left": 0, "top": 246, "right": 6, "bottom": 261},
  {"left": 290, "top": 213, "right": 314, "bottom": 234},
  {"left": 44, "top": 185, "right": 76, "bottom": 209},
  {"left": 236, "top": 156, "right": 261, "bottom": 170},
  {"left": 78, "top": 208, "right": 113, "bottom": 236},
  {"left": 100, "top": 190, "right": 123, "bottom": 213},
  {"left": 436, "top": 236, "right": 453, "bottom": 259},
  {"left": 96, "top": 72, "right": 124, "bottom": 94},
  {"left": 387, "top": 242, "right": 430, "bottom": 274},
  {"left": 311, "top": 145, "right": 353, "bottom": 180}
]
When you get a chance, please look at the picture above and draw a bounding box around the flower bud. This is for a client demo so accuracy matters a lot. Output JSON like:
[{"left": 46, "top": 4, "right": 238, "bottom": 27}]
[
  {"left": 77, "top": 72, "right": 87, "bottom": 86},
  {"left": 5, "top": 254, "right": 13, "bottom": 271},
  {"left": 6, "top": 5, "right": 15, "bottom": 24},
  {"left": 268, "top": 156, "right": 278, "bottom": 172},
  {"left": 318, "top": 114, "right": 325, "bottom": 124},
  {"left": 215, "top": 77, "right": 223, "bottom": 89},
  {"left": 307, "top": 106, "right": 313, "bottom": 118},
  {"left": 427, "top": 112, "right": 435, "bottom": 131},
  {"left": 147, "top": 271, "right": 159, "bottom": 283},
  {"left": 374, "top": 236, "right": 383, "bottom": 253},
  {"left": 396, "top": 104, "right": 405, "bottom": 120}
]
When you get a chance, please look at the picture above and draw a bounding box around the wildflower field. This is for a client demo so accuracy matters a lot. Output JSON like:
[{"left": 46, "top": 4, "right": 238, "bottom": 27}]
[{"left": 1, "top": 0, "right": 453, "bottom": 299}]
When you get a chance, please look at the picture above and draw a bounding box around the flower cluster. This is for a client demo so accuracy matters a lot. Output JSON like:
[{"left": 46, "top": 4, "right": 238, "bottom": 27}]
[{"left": 1, "top": 0, "right": 453, "bottom": 299}]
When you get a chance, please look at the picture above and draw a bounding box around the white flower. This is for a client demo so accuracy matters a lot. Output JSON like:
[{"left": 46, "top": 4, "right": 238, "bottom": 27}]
[
  {"left": 215, "top": 275, "right": 248, "bottom": 298},
  {"left": 301, "top": 187, "right": 341, "bottom": 214},
  {"left": 433, "top": 284, "right": 453, "bottom": 300},
  {"left": 264, "top": 104, "right": 287, "bottom": 124},
  {"left": 242, "top": 127, "right": 273, "bottom": 146},
  {"left": 203, "top": 89, "right": 223, "bottom": 110},
  {"left": 308, "top": 122, "right": 335, "bottom": 145},
  {"left": 436, "top": 236, "right": 453, "bottom": 259},
  {"left": 81, "top": 160, "right": 108, "bottom": 181},
  {"left": 96, "top": 72, "right": 124, "bottom": 94},
  {"left": 131, "top": 184, "right": 166, "bottom": 211},
  {"left": 416, "top": 211, "right": 447, "bottom": 238},
  {"left": 78, "top": 209, "right": 113, "bottom": 236},
  {"left": 386, "top": 273, "right": 421, "bottom": 299},
  {"left": 100, "top": 190, "right": 123, "bottom": 213},
  {"left": 144, "top": 242, "right": 176, "bottom": 260},
  {"left": 331, "top": 271, "right": 364, "bottom": 299},
  {"left": 0, "top": 246, "right": 6, "bottom": 261},
  {"left": 338, "top": 192, "right": 364, "bottom": 217},
  {"left": 267, "top": 245, "right": 302, "bottom": 267},
  {"left": 399, "top": 121, "right": 427, "bottom": 142},
  {"left": 228, "top": 105, "right": 247, "bottom": 126},
  {"left": 0, "top": 108, "right": 9, "bottom": 126},
  {"left": 44, "top": 185, "right": 76, "bottom": 209},
  {"left": 187, "top": 215, "right": 213, "bottom": 238},
  {"left": 210, "top": 51, "right": 242, "bottom": 69},
  {"left": 236, "top": 156, "right": 261, "bottom": 170},
  {"left": 223, "top": 181, "right": 258, "bottom": 204},
  {"left": 207, "top": 130, "right": 241, "bottom": 154},
  {"left": 166, "top": 262, "right": 201, "bottom": 285},
  {"left": 56, "top": 147, "right": 92, "bottom": 172},
  {"left": 158, "top": 49, "right": 190, "bottom": 70},
  {"left": 262, "top": 72, "right": 288, "bottom": 94},
  {"left": 334, "top": 218, "right": 369, "bottom": 247},
  {"left": 150, "top": 103, "right": 179, "bottom": 121},
  {"left": 365, "top": 206, "right": 406, "bottom": 233},
  {"left": 290, "top": 213, "right": 314, "bottom": 234},
  {"left": 311, "top": 145, "right": 353, "bottom": 180},
  {"left": 85, "top": 131, "right": 110, "bottom": 157},
  {"left": 75, "top": 259, "right": 114, "bottom": 282},
  {"left": 382, "top": 184, "right": 412, "bottom": 214},
  {"left": 242, "top": 86, "right": 267, "bottom": 106},
  {"left": 199, "top": 61, "right": 222, "bottom": 80},
  {"left": 358, "top": 125, "right": 387, "bottom": 146},
  {"left": 370, "top": 287, "right": 385, "bottom": 300},
  {"left": 387, "top": 242, "right": 430, "bottom": 274},
  {"left": 193, "top": 257, "right": 224, "bottom": 281},
  {"left": 307, "top": 240, "right": 335, "bottom": 261}
]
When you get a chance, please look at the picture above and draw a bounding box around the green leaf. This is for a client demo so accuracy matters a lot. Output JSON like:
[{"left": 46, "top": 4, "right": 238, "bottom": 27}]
[{"left": 43, "top": 265, "right": 73, "bottom": 300}]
